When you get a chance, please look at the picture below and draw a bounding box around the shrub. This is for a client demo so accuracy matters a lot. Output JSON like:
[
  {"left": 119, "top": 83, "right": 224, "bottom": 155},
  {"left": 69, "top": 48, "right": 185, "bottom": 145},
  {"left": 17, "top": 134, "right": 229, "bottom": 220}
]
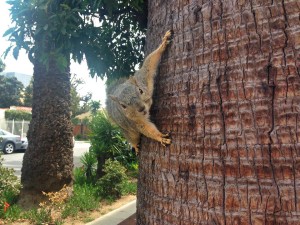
[
  {"left": 73, "top": 167, "right": 87, "bottom": 185},
  {"left": 89, "top": 110, "right": 136, "bottom": 178},
  {"left": 80, "top": 151, "right": 97, "bottom": 182},
  {"left": 121, "top": 180, "right": 137, "bottom": 195},
  {"left": 0, "top": 154, "right": 21, "bottom": 218},
  {"left": 96, "top": 159, "right": 128, "bottom": 200}
]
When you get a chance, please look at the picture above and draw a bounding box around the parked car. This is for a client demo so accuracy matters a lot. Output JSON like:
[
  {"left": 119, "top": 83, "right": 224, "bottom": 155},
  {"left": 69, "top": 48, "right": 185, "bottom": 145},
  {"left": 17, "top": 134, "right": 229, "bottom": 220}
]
[
  {"left": 21, "top": 137, "right": 28, "bottom": 150},
  {"left": 0, "top": 129, "right": 25, "bottom": 154}
]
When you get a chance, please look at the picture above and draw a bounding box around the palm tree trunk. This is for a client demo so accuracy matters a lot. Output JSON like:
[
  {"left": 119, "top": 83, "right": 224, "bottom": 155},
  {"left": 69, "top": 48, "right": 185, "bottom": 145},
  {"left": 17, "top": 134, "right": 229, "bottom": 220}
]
[
  {"left": 20, "top": 52, "right": 73, "bottom": 204},
  {"left": 137, "top": 0, "right": 300, "bottom": 224}
]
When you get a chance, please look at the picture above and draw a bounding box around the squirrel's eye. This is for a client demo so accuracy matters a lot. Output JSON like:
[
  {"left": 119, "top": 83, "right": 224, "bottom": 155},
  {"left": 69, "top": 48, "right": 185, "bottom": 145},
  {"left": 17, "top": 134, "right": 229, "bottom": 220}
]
[
  {"left": 120, "top": 104, "right": 127, "bottom": 109},
  {"left": 139, "top": 88, "right": 143, "bottom": 94}
]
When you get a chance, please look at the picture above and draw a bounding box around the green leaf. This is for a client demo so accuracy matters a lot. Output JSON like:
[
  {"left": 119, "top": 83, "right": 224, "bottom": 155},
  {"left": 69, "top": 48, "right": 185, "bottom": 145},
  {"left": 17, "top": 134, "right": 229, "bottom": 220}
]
[
  {"left": 2, "top": 45, "right": 13, "bottom": 58},
  {"left": 3, "top": 27, "right": 15, "bottom": 37},
  {"left": 12, "top": 46, "right": 20, "bottom": 59}
]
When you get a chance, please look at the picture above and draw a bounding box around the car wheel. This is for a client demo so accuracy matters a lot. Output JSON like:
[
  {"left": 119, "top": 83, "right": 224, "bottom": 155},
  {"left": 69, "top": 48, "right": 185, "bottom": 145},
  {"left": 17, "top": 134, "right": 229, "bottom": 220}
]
[{"left": 3, "top": 142, "right": 15, "bottom": 154}]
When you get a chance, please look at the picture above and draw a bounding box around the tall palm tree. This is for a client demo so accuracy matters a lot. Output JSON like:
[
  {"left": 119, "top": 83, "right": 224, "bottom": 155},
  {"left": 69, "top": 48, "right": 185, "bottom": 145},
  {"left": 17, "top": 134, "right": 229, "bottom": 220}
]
[
  {"left": 137, "top": 0, "right": 300, "bottom": 224},
  {"left": 5, "top": 0, "right": 146, "bottom": 204}
]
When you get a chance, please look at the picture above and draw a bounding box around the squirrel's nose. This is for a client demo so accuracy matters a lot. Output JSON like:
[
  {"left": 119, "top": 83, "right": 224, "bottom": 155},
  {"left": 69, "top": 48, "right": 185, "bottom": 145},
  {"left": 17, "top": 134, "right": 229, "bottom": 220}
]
[{"left": 138, "top": 106, "right": 146, "bottom": 113}]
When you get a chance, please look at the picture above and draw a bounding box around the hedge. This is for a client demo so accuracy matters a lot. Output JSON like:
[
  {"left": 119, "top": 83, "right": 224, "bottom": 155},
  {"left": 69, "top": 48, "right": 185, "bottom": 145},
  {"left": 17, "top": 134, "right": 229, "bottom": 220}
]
[{"left": 5, "top": 110, "right": 32, "bottom": 121}]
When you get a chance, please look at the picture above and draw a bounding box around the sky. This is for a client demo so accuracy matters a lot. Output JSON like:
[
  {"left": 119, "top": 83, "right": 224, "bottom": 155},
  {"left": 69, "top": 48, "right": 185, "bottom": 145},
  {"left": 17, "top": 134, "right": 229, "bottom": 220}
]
[{"left": 0, "top": 1, "right": 107, "bottom": 104}]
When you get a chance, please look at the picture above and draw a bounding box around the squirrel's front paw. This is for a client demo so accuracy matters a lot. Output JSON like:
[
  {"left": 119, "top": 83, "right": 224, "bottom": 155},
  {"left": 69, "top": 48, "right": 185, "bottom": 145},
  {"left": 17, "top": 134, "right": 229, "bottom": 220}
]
[
  {"left": 163, "top": 30, "right": 173, "bottom": 44},
  {"left": 160, "top": 133, "right": 171, "bottom": 146}
]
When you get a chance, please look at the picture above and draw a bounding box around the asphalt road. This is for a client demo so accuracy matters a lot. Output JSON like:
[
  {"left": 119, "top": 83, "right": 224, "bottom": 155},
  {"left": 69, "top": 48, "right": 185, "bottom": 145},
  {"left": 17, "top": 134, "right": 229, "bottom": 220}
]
[{"left": 2, "top": 141, "right": 91, "bottom": 177}]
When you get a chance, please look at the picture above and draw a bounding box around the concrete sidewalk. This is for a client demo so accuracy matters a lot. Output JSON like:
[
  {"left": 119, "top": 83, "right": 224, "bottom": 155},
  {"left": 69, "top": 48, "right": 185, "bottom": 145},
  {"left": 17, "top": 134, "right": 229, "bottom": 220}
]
[{"left": 86, "top": 200, "right": 136, "bottom": 225}]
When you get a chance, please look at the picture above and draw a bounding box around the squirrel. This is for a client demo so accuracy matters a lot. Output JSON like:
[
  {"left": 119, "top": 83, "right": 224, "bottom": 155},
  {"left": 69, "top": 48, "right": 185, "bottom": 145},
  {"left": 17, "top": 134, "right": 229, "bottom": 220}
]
[{"left": 106, "top": 30, "right": 173, "bottom": 153}]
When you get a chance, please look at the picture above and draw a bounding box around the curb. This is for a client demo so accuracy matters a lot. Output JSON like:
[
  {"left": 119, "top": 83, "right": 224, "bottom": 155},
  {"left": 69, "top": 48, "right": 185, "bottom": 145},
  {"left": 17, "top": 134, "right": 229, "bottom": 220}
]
[{"left": 85, "top": 200, "right": 136, "bottom": 225}]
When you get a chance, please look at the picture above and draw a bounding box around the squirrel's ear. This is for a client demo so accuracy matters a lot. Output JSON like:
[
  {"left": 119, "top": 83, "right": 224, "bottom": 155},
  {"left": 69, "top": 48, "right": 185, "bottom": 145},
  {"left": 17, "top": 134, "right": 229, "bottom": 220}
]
[
  {"left": 128, "top": 76, "right": 138, "bottom": 85},
  {"left": 109, "top": 95, "right": 127, "bottom": 109}
]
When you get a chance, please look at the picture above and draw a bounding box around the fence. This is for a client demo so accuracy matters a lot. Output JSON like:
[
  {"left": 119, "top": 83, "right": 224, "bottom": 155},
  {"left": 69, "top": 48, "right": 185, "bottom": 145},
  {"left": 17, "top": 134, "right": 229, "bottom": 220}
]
[
  {"left": 0, "top": 120, "right": 89, "bottom": 139},
  {"left": 0, "top": 120, "right": 30, "bottom": 138}
]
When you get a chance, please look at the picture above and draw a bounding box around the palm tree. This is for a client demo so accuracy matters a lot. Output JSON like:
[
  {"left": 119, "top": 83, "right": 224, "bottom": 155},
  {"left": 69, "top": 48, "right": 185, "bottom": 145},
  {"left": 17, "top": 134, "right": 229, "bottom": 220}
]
[
  {"left": 137, "top": 0, "right": 300, "bottom": 224},
  {"left": 5, "top": 0, "right": 146, "bottom": 204}
]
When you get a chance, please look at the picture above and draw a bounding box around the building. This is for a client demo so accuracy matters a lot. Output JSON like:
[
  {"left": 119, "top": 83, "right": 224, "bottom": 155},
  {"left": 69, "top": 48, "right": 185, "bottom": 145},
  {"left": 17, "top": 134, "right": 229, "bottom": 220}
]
[{"left": 1, "top": 72, "right": 32, "bottom": 87}]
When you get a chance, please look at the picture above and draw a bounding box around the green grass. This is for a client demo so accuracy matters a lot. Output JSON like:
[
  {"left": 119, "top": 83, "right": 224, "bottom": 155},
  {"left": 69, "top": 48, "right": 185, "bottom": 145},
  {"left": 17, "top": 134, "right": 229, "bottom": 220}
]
[
  {"left": 61, "top": 184, "right": 99, "bottom": 218},
  {"left": 23, "top": 208, "right": 52, "bottom": 225}
]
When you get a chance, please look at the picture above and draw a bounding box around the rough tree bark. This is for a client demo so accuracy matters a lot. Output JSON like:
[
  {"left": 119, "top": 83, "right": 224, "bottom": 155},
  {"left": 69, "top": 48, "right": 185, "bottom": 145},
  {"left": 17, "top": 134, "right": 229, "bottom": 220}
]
[
  {"left": 20, "top": 50, "right": 74, "bottom": 204},
  {"left": 137, "top": 0, "right": 300, "bottom": 224}
]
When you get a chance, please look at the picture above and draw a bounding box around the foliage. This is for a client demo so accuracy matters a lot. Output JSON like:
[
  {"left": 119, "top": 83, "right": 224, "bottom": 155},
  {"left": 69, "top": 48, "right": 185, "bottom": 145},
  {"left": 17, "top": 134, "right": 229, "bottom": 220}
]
[
  {"left": 20, "top": 185, "right": 71, "bottom": 224},
  {"left": 89, "top": 110, "right": 136, "bottom": 177},
  {"left": 90, "top": 100, "right": 101, "bottom": 115},
  {"left": 70, "top": 74, "right": 90, "bottom": 118},
  {"left": 23, "top": 77, "right": 33, "bottom": 107},
  {"left": 61, "top": 184, "right": 99, "bottom": 218},
  {"left": 70, "top": 86, "right": 81, "bottom": 118},
  {"left": 0, "top": 154, "right": 21, "bottom": 218},
  {"left": 0, "top": 58, "right": 5, "bottom": 72},
  {"left": 89, "top": 110, "right": 131, "bottom": 157},
  {"left": 80, "top": 151, "right": 97, "bottom": 182},
  {"left": 2, "top": 204, "right": 22, "bottom": 220},
  {"left": 73, "top": 167, "right": 87, "bottom": 186},
  {"left": 40, "top": 184, "right": 72, "bottom": 207},
  {"left": 0, "top": 164, "right": 136, "bottom": 223},
  {"left": 4, "top": 0, "right": 146, "bottom": 202},
  {"left": 121, "top": 180, "right": 137, "bottom": 196},
  {"left": 23, "top": 208, "right": 53, "bottom": 225},
  {"left": 4, "top": 0, "right": 147, "bottom": 80},
  {"left": 0, "top": 75, "right": 24, "bottom": 108},
  {"left": 96, "top": 159, "right": 128, "bottom": 200},
  {"left": 78, "top": 93, "right": 93, "bottom": 115},
  {"left": 71, "top": 117, "right": 80, "bottom": 125},
  {"left": 126, "top": 162, "right": 139, "bottom": 179},
  {"left": 5, "top": 110, "right": 32, "bottom": 121}
]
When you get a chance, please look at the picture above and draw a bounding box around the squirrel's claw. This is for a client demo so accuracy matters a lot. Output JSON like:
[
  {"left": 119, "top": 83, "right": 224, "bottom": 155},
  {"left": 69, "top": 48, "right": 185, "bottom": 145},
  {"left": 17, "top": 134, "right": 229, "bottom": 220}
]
[
  {"left": 160, "top": 132, "right": 171, "bottom": 146},
  {"left": 161, "top": 138, "right": 171, "bottom": 146},
  {"left": 162, "top": 132, "right": 170, "bottom": 138},
  {"left": 163, "top": 30, "right": 173, "bottom": 44}
]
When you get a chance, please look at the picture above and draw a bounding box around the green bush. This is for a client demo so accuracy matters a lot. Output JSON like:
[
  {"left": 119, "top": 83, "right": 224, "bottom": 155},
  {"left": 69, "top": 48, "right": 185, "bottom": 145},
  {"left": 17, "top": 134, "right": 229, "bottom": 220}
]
[
  {"left": 121, "top": 180, "right": 137, "bottom": 195},
  {"left": 73, "top": 167, "right": 87, "bottom": 185},
  {"left": 96, "top": 159, "right": 128, "bottom": 200},
  {"left": 80, "top": 151, "right": 97, "bottom": 182},
  {"left": 5, "top": 110, "right": 31, "bottom": 121},
  {"left": 89, "top": 110, "right": 137, "bottom": 178},
  {"left": 0, "top": 154, "right": 21, "bottom": 218}
]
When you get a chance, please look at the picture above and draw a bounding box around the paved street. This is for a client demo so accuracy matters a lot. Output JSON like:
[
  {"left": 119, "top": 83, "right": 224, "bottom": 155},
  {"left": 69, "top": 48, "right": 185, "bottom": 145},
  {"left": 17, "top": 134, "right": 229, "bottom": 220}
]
[{"left": 2, "top": 141, "right": 90, "bottom": 177}]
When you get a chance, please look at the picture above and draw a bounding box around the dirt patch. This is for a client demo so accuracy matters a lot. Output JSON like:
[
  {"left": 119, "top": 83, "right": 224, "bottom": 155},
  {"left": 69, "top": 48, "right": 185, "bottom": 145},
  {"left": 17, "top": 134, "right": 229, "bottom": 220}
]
[{"left": 2, "top": 195, "right": 136, "bottom": 225}]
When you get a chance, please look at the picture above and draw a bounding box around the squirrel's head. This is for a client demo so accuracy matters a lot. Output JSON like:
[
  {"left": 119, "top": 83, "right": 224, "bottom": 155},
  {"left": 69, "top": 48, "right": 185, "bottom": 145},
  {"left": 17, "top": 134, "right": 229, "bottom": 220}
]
[{"left": 109, "top": 81, "right": 150, "bottom": 119}]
